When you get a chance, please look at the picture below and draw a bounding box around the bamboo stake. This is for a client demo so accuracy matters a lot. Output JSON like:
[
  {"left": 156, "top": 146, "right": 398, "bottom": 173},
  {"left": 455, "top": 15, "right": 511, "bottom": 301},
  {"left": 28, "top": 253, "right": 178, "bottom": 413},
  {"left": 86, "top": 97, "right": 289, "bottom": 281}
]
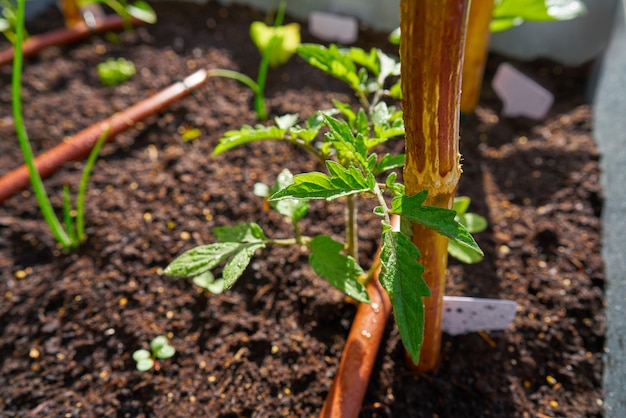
[
  {"left": 400, "top": 0, "right": 469, "bottom": 373},
  {"left": 461, "top": 0, "right": 494, "bottom": 114},
  {"left": 58, "top": 0, "right": 84, "bottom": 27}
]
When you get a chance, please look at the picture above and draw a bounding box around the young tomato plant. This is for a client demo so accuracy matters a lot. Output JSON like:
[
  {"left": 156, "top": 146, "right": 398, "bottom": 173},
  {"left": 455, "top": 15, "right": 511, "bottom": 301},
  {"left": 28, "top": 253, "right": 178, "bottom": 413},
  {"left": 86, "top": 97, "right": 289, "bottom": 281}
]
[{"left": 165, "top": 43, "right": 483, "bottom": 364}]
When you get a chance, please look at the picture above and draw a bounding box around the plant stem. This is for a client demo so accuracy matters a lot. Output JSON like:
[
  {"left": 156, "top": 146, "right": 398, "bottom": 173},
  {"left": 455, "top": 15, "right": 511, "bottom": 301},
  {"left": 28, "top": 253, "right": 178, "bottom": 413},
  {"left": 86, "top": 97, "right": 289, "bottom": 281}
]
[
  {"left": 76, "top": 126, "right": 110, "bottom": 242},
  {"left": 344, "top": 194, "right": 358, "bottom": 261},
  {"left": 12, "top": 0, "right": 72, "bottom": 249},
  {"left": 400, "top": 0, "right": 469, "bottom": 373},
  {"left": 461, "top": 0, "right": 494, "bottom": 114},
  {"left": 206, "top": 68, "right": 260, "bottom": 95}
]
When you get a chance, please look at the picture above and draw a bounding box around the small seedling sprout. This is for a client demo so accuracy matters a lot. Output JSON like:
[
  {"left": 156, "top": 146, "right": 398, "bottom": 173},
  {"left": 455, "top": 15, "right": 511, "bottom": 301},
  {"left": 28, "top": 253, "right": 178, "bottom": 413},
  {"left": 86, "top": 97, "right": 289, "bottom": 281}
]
[
  {"left": 97, "top": 57, "right": 136, "bottom": 86},
  {"left": 132, "top": 335, "right": 176, "bottom": 372}
]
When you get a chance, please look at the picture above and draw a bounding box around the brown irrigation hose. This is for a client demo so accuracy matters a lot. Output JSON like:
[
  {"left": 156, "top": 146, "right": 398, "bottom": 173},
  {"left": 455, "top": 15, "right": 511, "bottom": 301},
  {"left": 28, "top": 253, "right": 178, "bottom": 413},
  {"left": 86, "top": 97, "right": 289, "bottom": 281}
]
[
  {"left": 0, "top": 15, "right": 144, "bottom": 67},
  {"left": 0, "top": 69, "right": 211, "bottom": 204},
  {"left": 320, "top": 216, "right": 398, "bottom": 418}
]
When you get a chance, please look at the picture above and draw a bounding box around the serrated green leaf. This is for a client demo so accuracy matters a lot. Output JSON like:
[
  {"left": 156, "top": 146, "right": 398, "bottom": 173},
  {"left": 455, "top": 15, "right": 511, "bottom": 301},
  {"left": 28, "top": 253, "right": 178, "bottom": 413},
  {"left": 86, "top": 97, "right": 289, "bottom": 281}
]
[
  {"left": 213, "top": 223, "right": 267, "bottom": 243},
  {"left": 379, "top": 230, "right": 430, "bottom": 364},
  {"left": 323, "top": 114, "right": 368, "bottom": 168},
  {"left": 164, "top": 242, "right": 243, "bottom": 278},
  {"left": 391, "top": 193, "right": 483, "bottom": 257},
  {"left": 354, "top": 108, "right": 369, "bottom": 138},
  {"left": 332, "top": 100, "right": 356, "bottom": 123},
  {"left": 347, "top": 47, "right": 379, "bottom": 75},
  {"left": 222, "top": 242, "right": 265, "bottom": 288},
  {"left": 212, "top": 125, "right": 286, "bottom": 156},
  {"left": 270, "top": 169, "right": 309, "bottom": 221},
  {"left": 374, "top": 153, "right": 405, "bottom": 175},
  {"left": 308, "top": 235, "right": 369, "bottom": 302},
  {"left": 297, "top": 44, "right": 362, "bottom": 91},
  {"left": 448, "top": 239, "right": 484, "bottom": 264},
  {"left": 270, "top": 161, "right": 373, "bottom": 201}
]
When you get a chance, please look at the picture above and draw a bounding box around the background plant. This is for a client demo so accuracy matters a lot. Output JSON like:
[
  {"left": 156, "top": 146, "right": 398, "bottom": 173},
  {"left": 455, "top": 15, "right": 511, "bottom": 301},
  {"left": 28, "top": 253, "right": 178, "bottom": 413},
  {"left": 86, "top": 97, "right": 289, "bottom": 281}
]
[
  {"left": 0, "top": 0, "right": 28, "bottom": 43},
  {"left": 206, "top": 0, "right": 299, "bottom": 121},
  {"left": 166, "top": 43, "right": 483, "bottom": 364},
  {"left": 11, "top": 0, "right": 107, "bottom": 251},
  {"left": 77, "top": 0, "right": 156, "bottom": 28}
]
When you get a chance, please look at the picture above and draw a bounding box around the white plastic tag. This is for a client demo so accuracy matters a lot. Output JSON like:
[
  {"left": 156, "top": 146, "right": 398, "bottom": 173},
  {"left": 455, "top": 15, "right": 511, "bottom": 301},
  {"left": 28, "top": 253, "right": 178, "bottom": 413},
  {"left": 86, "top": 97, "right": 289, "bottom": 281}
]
[
  {"left": 492, "top": 62, "right": 554, "bottom": 119},
  {"left": 308, "top": 11, "right": 359, "bottom": 44},
  {"left": 442, "top": 296, "right": 517, "bottom": 336}
]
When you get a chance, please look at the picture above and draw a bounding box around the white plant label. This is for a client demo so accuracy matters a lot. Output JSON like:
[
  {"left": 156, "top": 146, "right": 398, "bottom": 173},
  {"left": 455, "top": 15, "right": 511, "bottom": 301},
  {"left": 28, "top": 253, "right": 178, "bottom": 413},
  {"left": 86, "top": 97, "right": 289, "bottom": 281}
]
[
  {"left": 308, "top": 11, "right": 358, "bottom": 44},
  {"left": 442, "top": 296, "right": 517, "bottom": 336},
  {"left": 492, "top": 62, "right": 554, "bottom": 120}
]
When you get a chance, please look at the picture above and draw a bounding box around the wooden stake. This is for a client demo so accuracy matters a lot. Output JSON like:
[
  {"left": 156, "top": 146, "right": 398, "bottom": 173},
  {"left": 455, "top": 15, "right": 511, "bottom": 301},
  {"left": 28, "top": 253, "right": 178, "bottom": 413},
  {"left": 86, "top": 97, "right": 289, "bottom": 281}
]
[
  {"left": 400, "top": 0, "right": 469, "bottom": 373},
  {"left": 461, "top": 0, "right": 494, "bottom": 114}
]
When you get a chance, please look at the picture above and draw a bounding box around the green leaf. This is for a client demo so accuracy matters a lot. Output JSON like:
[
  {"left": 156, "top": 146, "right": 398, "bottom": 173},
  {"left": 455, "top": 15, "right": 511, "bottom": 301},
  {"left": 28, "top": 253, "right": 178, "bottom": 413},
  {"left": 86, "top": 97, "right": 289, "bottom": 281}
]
[
  {"left": 155, "top": 344, "right": 176, "bottom": 359},
  {"left": 269, "top": 169, "right": 310, "bottom": 221},
  {"left": 151, "top": 336, "right": 176, "bottom": 359},
  {"left": 213, "top": 222, "right": 267, "bottom": 243},
  {"left": 270, "top": 161, "right": 374, "bottom": 202},
  {"left": 128, "top": 1, "right": 157, "bottom": 24},
  {"left": 453, "top": 196, "right": 472, "bottom": 216},
  {"left": 275, "top": 113, "right": 299, "bottom": 130},
  {"left": 212, "top": 124, "right": 286, "bottom": 156},
  {"left": 192, "top": 271, "right": 226, "bottom": 294},
  {"left": 388, "top": 27, "right": 400, "bottom": 45},
  {"left": 132, "top": 349, "right": 152, "bottom": 362},
  {"left": 297, "top": 44, "right": 362, "bottom": 91},
  {"left": 308, "top": 235, "right": 369, "bottom": 303},
  {"left": 222, "top": 242, "right": 265, "bottom": 288},
  {"left": 376, "top": 49, "right": 400, "bottom": 87},
  {"left": 323, "top": 114, "right": 368, "bottom": 168},
  {"left": 448, "top": 239, "right": 484, "bottom": 264},
  {"left": 391, "top": 192, "right": 483, "bottom": 257},
  {"left": 164, "top": 242, "right": 243, "bottom": 278},
  {"left": 151, "top": 336, "right": 169, "bottom": 352},
  {"left": 97, "top": 57, "right": 135, "bottom": 86},
  {"left": 491, "top": 0, "right": 586, "bottom": 31},
  {"left": 346, "top": 47, "right": 379, "bottom": 75},
  {"left": 379, "top": 230, "right": 430, "bottom": 364},
  {"left": 250, "top": 21, "right": 301, "bottom": 67},
  {"left": 374, "top": 153, "right": 405, "bottom": 175}
]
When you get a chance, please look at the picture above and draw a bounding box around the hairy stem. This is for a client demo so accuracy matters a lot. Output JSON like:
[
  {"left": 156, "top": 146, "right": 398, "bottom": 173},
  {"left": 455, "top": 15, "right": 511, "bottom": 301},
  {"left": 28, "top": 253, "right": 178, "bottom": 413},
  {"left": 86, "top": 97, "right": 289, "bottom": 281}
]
[{"left": 345, "top": 194, "right": 359, "bottom": 261}]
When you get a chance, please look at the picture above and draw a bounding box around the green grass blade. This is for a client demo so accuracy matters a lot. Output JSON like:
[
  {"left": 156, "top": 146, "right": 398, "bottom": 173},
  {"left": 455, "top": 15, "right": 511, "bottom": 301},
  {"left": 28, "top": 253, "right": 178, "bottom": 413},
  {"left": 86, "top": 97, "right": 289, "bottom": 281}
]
[
  {"left": 12, "top": 0, "right": 72, "bottom": 250},
  {"left": 76, "top": 126, "right": 109, "bottom": 242}
]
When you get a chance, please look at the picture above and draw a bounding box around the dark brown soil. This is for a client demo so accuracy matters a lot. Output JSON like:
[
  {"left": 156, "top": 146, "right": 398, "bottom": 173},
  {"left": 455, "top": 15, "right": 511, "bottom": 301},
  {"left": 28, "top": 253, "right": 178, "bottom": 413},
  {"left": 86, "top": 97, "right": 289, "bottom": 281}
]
[{"left": 0, "top": 2, "right": 604, "bottom": 417}]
